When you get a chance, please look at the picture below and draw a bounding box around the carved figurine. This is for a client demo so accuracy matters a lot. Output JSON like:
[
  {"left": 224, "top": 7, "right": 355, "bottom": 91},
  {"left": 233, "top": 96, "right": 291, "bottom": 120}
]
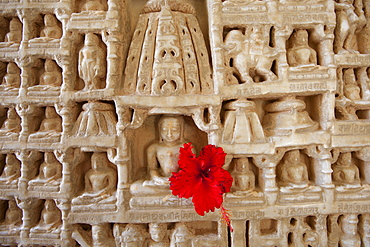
[
  {"left": 147, "top": 223, "right": 169, "bottom": 247},
  {"left": 81, "top": 0, "right": 105, "bottom": 11},
  {"left": 339, "top": 214, "right": 361, "bottom": 247},
  {"left": 280, "top": 150, "right": 309, "bottom": 189},
  {"left": 72, "top": 152, "right": 117, "bottom": 204},
  {"left": 3, "top": 18, "right": 22, "bottom": 44},
  {"left": 119, "top": 224, "right": 147, "bottom": 247},
  {"left": 0, "top": 200, "right": 22, "bottom": 235},
  {"left": 170, "top": 223, "right": 194, "bottom": 247},
  {"left": 0, "top": 108, "right": 21, "bottom": 138},
  {"left": 231, "top": 158, "right": 255, "bottom": 194},
  {"left": 29, "top": 152, "right": 62, "bottom": 186},
  {"left": 28, "top": 106, "right": 62, "bottom": 140},
  {"left": 30, "top": 200, "right": 61, "bottom": 234},
  {"left": 0, "top": 63, "right": 21, "bottom": 90},
  {"left": 333, "top": 152, "right": 361, "bottom": 189},
  {"left": 343, "top": 68, "right": 361, "bottom": 101},
  {"left": 0, "top": 154, "right": 20, "bottom": 185},
  {"left": 130, "top": 115, "right": 187, "bottom": 195},
  {"left": 287, "top": 30, "right": 317, "bottom": 67},
  {"left": 334, "top": 0, "right": 366, "bottom": 54},
  {"left": 29, "top": 59, "right": 62, "bottom": 91},
  {"left": 78, "top": 33, "right": 106, "bottom": 90},
  {"left": 92, "top": 224, "right": 116, "bottom": 247},
  {"left": 30, "top": 14, "right": 62, "bottom": 42}
]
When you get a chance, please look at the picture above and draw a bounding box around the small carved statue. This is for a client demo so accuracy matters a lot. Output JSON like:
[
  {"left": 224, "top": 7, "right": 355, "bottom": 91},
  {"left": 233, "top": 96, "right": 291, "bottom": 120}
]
[
  {"left": 170, "top": 223, "right": 194, "bottom": 247},
  {"left": 333, "top": 152, "right": 361, "bottom": 189},
  {"left": 30, "top": 59, "right": 62, "bottom": 90},
  {"left": 231, "top": 158, "right": 255, "bottom": 193},
  {"left": 0, "top": 154, "right": 20, "bottom": 185},
  {"left": 0, "top": 200, "right": 22, "bottom": 235},
  {"left": 28, "top": 106, "right": 62, "bottom": 140},
  {"left": 30, "top": 14, "right": 62, "bottom": 42},
  {"left": 92, "top": 224, "right": 116, "bottom": 247},
  {"left": 29, "top": 152, "right": 62, "bottom": 186},
  {"left": 78, "top": 33, "right": 106, "bottom": 90},
  {"left": 30, "top": 200, "right": 61, "bottom": 234},
  {"left": 280, "top": 150, "right": 309, "bottom": 189},
  {"left": 0, "top": 63, "right": 20, "bottom": 89},
  {"left": 130, "top": 115, "right": 187, "bottom": 195},
  {"left": 343, "top": 68, "right": 361, "bottom": 101},
  {"left": 72, "top": 152, "right": 117, "bottom": 204},
  {"left": 120, "top": 224, "right": 146, "bottom": 247},
  {"left": 287, "top": 30, "right": 317, "bottom": 67},
  {"left": 334, "top": 0, "right": 366, "bottom": 54},
  {"left": 81, "top": 0, "right": 105, "bottom": 11},
  {"left": 0, "top": 108, "right": 21, "bottom": 137},
  {"left": 339, "top": 214, "right": 361, "bottom": 247},
  {"left": 4, "top": 18, "right": 22, "bottom": 44},
  {"left": 147, "top": 223, "right": 169, "bottom": 247}
]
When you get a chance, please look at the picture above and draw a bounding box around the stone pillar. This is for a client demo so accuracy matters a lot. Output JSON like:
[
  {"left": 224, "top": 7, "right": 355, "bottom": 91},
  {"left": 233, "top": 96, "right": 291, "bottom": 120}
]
[
  {"left": 16, "top": 198, "right": 42, "bottom": 239},
  {"left": 15, "top": 150, "right": 42, "bottom": 196}
]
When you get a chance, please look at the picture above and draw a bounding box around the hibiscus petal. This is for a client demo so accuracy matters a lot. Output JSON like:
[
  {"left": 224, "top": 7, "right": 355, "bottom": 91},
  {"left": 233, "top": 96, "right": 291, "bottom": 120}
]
[
  {"left": 178, "top": 143, "right": 198, "bottom": 171},
  {"left": 169, "top": 170, "right": 199, "bottom": 198},
  {"left": 191, "top": 177, "right": 223, "bottom": 216},
  {"left": 210, "top": 167, "right": 233, "bottom": 193},
  {"left": 199, "top": 145, "right": 226, "bottom": 170}
]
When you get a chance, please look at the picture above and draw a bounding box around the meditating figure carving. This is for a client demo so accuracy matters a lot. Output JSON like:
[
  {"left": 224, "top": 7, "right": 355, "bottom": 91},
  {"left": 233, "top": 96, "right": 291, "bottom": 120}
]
[
  {"left": 31, "top": 200, "right": 61, "bottom": 234},
  {"left": 0, "top": 200, "right": 22, "bottom": 235},
  {"left": 280, "top": 150, "right": 309, "bottom": 190},
  {"left": 30, "top": 14, "right": 62, "bottom": 42},
  {"left": 0, "top": 108, "right": 21, "bottom": 138},
  {"left": 78, "top": 33, "right": 106, "bottom": 90},
  {"left": 147, "top": 223, "right": 169, "bottom": 247},
  {"left": 333, "top": 152, "right": 361, "bottom": 189},
  {"left": 0, "top": 63, "right": 20, "bottom": 90},
  {"left": 170, "top": 223, "right": 194, "bottom": 247},
  {"left": 334, "top": 0, "right": 365, "bottom": 54},
  {"left": 30, "top": 60, "right": 62, "bottom": 90},
  {"left": 81, "top": 0, "right": 105, "bottom": 11},
  {"left": 119, "top": 224, "right": 146, "bottom": 247},
  {"left": 3, "top": 18, "right": 22, "bottom": 45},
  {"left": 339, "top": 214, "right": 361, "bottom": 247},
  {"left": 28, "top": 107, "right": 62, "bottom": 140},
  {"left": 287, "top": 30, "right": 317, "bottom": 68},
  {"left": 231, "top": 158, "right": 255, "bottom": 194},
  {"left": 72, "top": 152, "right": 117, "bottom": 204},
  {"left": 0, "top": 154, "right": 20, "bottom": 185},
  {"left": 343, "top": 69, "right": 361, "bottom": 101},
  {"left": 130, "top": 115, "right": 186, "bottom": 195},
  {"left": 29, "top": 152, "right": 62, "bottom": 186}
]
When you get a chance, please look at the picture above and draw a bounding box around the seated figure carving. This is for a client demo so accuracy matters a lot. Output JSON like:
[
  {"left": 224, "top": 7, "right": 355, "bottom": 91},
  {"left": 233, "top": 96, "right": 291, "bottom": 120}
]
[
  {"left": 0, "top": 154, "right": 20, "bottom": 185},
  {"left": 0, "top": 108, "right": 21, "bottom": 138},
  {"left": 0, "top": 200, "right": 22, "bottom": 235},
  {"left": 78, "top": 33, "right": 106, "bottom": 90},
  {"left": 29, "top": 60, "right": 62, "bottom": 91},
  {"left": 72, "top": 152, "right": 117, "bottom": 204},
  {"left": 1, "top": 18, "right": 22, "bottom": 46},
  {"left": 30, "top": 14, "right": 62, "bottom": 42},
  {"left": 81, "top": 0, "right": 105, "bottom": 11},
  {"left": 280, "top": 150, "right": 310, "bottom": 191},
  {"left": 0, "top": 63, "right": 20, "bottom": 90},
  {"left": 30, "top": 199, "right": 61, "bottom": 234},
  {"left": 343, "top": 69, "right": 361, "bottom": 101},
  {"left": 130, "top": 115, "right": 187, "bottom": 195},
  {"left": 171, "top": 223, "right": 194, "bottom": 247},
  {"left": 231, "top": 158, "right": 255, "bottom": 195},
  {"left": 287, "top": 30, "right": 317, "bottom": 68},
  {"left": 29, "top": 152, "right": 62, "bottom": 187},
  {"left": 28, "top": 107, "right": 62, "bottom": 140},
  {"left": 339, "top": 214, "right": 361, "bottom": 247},
  {"left": 333, "top": 152, "right": 361, "bottom": 190}
]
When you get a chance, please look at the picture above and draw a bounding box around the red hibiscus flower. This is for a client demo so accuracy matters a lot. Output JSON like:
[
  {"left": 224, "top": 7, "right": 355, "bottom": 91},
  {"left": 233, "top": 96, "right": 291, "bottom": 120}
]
[{"left": 169, "top": 143, "right": 233, "bottom": 216}]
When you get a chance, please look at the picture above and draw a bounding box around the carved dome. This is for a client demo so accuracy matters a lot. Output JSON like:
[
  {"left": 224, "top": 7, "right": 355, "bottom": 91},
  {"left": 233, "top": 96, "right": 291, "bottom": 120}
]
[{"left": 124, "top": 0, "right": 213, "bottom": 96}]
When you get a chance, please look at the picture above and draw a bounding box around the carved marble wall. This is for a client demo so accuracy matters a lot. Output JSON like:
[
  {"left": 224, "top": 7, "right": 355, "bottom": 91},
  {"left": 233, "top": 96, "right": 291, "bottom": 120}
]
[{"left": 1, "top": 0, "right": 370, "bottom": 246}]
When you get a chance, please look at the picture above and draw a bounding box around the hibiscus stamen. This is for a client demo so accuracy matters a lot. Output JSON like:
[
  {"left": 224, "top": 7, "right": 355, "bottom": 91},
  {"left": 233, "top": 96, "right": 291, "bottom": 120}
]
[{"left": 220, "top": 204, "right": 233, "bottom": 232}]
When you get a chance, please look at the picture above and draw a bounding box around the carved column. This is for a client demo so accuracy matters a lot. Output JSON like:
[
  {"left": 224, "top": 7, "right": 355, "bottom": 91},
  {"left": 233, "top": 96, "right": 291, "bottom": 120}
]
[
  {"left": 355, "top": 147, "right": 370, "bottom": 184},
  {"left": 57, "top": 199, "right": 74, "bottom": 247},
  {"left": 103, "top": 33, "right": 122, "bottom": 90},
  {"left": 16, "top": 104, "right": 42, "bottom": 142},
  {"left": 15, "top": 198, "right": 42, "bottom": 239},
  {"left": 56, "top": 101, "right": 78, "bottom": 138},
  {"left": 360, "top": 213, "right": 370, "bottom": 246},
  {"left": 15, "top": 150, "right": 42, "bottom": 195},
  {"left": 253, "top": 148, "right": 285, "bottom": 206},
  {"left": 16, "top": 56, "right": 34, "bottom": 97},
  {"left": 231, "top": 220, "right": 246, "bottom": 247},
  {"left": 192, "top": 105, "right": 221, "bottom": 145},
  {"left": 312, "top": 23, "right": 335, "bottom": 66}
]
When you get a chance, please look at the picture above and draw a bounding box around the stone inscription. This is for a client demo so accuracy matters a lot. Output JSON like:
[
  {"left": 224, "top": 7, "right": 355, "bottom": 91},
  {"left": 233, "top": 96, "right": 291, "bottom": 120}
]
[
  {"left": 278, "top": 206, "right": 319, "bottom": 217},
  {"left": 289, "top": 82, "right": 328, "bottom": 91}
]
